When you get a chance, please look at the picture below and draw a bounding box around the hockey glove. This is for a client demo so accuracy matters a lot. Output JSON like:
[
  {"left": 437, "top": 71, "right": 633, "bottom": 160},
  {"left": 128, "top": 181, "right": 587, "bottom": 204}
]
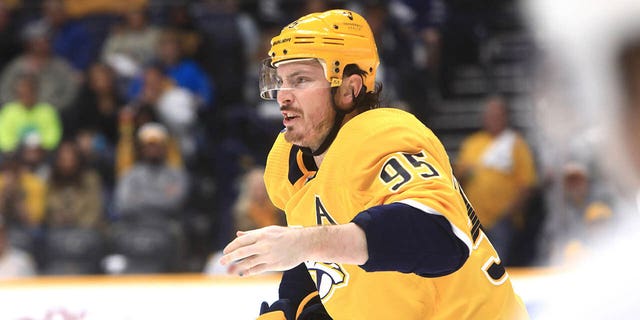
[{"left": 257, "top": 292, "right": 332, "bottom": 320}]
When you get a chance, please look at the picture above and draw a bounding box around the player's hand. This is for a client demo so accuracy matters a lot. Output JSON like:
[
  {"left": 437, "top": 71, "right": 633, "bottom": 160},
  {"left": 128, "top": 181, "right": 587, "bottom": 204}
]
[{"left": 219, "top": 226, "right": 306, "bottom": 277}]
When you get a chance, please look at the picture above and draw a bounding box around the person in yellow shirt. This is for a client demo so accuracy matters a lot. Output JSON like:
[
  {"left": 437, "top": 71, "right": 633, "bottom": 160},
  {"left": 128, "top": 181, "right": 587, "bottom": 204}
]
[
  {"left": 233, "top": 167, "right": 285, "bottom": 231},
  {"left": 220, "top": 9, "right": 528, "bottom": 320},
  {"left": 0, "top": 155, "right": 46, "bottom": 229},
  {"left": 0, "top": 74, "right": 62, "bottom": 153},
  {"left": 456, "top": 96, "right": 537, "bottom": 262}
]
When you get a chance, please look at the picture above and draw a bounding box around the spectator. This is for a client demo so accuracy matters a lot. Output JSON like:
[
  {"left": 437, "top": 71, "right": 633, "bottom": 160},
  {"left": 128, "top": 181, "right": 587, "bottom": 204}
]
[
  {"left": 114, "top": 122, "right": 188, "bottom": 221},
  {"left": 132, "top": 64, "right": 197, "bottom": 161},
  {"left": 233, "top": 166, "right": 285, "bottom": 231},
  {"left": 0, "top": 155, "right": 46, "bottom": 230},
  {"left": 0, "top": 74, "right": 62, "bottom": 153},
  {"left": 0, "top": 216, "right": 36, "bottom": 279},
  {"left": 101, "top": 6, "right": 161, "bottom": 79},
  {"left": 76, "top": 129, "right": 116, "bottom": 192},
  {"left": 109, "top": 122, "right": 187, "bottom": 274},
  {"left": 18, "top": 132, "right": 51, "bottom": 182},
  {"left": 204, "top": 166, "right": 284, "bottom": 275},
  {"left": 115, "top": 103, "right": 182, "bottom": 178},
  {"left": 0, "top": 3, "right": 21, "bottom": 73},
  {"left": 456, "top": 95, "right": 537, "bottom": 262},
  {"left": 127, "top": 29, "right": 213, "bottom": 108},
  {"left": 0, "top": 21, "right": 79, "bottom": 111},
  {"left": 31, "top": 0, "right": 95, "bottom": 71},
  {"left": 541, "top": 161, "right": 613, "bottom": 264},
  {"left": 66, "top": 62, "right": 123, "bottom": 146},
  {"left": 45, "top": 141, "right": 104, "bottom": 229}
]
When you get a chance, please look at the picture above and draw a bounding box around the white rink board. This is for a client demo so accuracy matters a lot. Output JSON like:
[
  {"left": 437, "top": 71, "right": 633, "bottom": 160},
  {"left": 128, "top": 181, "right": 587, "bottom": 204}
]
[
  {"left": 0, "top": 271, "right": 548, "bottom": 319},
  {"left": 0, "top": 275, "right": 279, "bottom": 320}
]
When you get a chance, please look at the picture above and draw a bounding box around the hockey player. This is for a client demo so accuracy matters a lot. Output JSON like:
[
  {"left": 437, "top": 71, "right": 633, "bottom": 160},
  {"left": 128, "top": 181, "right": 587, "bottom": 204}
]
[{"left": 220, "top": 9, "right": 528, "bottom": 320}]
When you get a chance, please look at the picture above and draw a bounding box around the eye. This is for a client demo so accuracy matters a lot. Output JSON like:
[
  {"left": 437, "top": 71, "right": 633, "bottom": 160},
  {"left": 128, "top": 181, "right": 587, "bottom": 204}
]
[{"left": 294, "top": 76, "right": 309, "bottom": 85}]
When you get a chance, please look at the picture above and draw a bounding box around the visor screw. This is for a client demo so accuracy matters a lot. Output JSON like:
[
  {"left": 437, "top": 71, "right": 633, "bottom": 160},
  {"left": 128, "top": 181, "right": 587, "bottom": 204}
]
[
  {"left": 334, "top": 61, "right": 340, "bottom": 66},
  {"left": 333, "top": 25, "right": 339, "bottom": 29},
  {"left": 369, "top": 67, "right": 373, "bottom": 72},
  {"left": 283, "top": 49, "right": 288, "bottom": 55},
  {"left": 271, "top": 52, "right": 275, "bottom": 57},
  {"left": 334, "top": 67, "right": 340, "bottom": 73}
]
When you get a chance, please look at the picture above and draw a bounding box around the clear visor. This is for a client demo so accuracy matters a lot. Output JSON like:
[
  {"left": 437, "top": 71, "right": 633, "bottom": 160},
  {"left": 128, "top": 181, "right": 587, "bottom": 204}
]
[
  {"left": 259, "top": 58, "right": 280, "bottom": 100},
  {"left": 259, "top": 58, "right": 332, "bottom": 100}
]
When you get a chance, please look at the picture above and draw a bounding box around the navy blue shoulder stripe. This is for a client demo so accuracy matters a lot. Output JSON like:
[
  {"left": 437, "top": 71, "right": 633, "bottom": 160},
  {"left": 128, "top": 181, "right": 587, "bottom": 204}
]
[
  {"left": 288, "top": 146, "right": 304, "bottom": 185},
  {"left": 287, "top": 145, "right": 318, "bottom": 185}
]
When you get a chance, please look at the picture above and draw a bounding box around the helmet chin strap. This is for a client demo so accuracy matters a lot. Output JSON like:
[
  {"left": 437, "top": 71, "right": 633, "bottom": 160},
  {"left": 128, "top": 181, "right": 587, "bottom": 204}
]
[{"left": 300, "top": 87, "right": 364, "bottom": 157}]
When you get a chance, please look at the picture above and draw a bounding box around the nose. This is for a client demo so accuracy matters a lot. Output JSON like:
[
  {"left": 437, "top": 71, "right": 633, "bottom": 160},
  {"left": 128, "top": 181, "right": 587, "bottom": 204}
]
[{"left": 276, "top": 88, "right": 294, "bottom": 106}]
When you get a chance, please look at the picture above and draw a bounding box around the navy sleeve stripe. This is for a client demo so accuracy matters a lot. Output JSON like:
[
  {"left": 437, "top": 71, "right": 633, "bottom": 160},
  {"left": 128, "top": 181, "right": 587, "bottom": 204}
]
[
  {"left": 352, "top": 202, "right": 470, "bottom": 278},
  {"left": 398, "top": 199, "right": 474, "bottom": 252}
]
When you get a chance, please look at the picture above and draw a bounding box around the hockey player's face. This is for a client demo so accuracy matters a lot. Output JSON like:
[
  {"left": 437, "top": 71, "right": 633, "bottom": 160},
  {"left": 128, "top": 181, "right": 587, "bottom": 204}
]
[{"left": 276, "top": 60, "right": 335, "bottom": 150}]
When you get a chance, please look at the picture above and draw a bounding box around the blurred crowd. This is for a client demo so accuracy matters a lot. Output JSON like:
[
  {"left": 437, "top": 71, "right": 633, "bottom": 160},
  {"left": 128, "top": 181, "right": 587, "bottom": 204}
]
[{"left": 0, "top": 0, "right": 617, "bottom": 278}]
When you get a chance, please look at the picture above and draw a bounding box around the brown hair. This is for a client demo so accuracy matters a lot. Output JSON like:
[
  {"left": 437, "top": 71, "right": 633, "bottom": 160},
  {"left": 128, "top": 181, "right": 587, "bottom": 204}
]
[{"left": 343, "top": 63, "right": 383, "bottom": 113}]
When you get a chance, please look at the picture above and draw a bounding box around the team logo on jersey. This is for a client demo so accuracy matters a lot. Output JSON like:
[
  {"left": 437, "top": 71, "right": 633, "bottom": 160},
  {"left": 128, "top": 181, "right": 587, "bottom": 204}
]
[{"left": 305, "top": 262, "right": 349, "bottom": 301}]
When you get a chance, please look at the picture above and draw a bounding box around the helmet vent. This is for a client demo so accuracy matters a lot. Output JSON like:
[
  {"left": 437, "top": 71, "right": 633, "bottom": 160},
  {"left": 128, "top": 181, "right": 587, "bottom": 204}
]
[
  {"left": 294, "top": 36, "right": 315, "bottom": 44},
  {"left": 322, "top": 37, "right": 344, "bottom": 45}
]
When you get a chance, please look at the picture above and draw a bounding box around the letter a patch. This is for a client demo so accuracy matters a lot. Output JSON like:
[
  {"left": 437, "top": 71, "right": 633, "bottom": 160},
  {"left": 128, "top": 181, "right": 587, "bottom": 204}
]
[{"left": 315, "top": 196, "right": 337, "bottom": 225}]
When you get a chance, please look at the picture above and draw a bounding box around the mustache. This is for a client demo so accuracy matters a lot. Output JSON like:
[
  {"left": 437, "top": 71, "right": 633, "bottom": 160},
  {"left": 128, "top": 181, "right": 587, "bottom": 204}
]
[{"left": 279, "top": 106, "right": 303, "bottom": 114}]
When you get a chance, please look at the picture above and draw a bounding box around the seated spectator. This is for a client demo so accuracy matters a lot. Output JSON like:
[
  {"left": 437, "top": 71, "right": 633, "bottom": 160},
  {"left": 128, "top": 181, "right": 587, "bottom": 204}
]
[
  {"left": 110, "top": 123, "right": 187, "bottom": 273},
  {"left": 114, "top": 122, "right": 188, "bottom": 221},
  {"left": 127, "top": 29, "right": 213, "bottom": 108},
  {"left": 0, "top": 216, "right": 36, "bottom": 279},
  {"left": 101, "top": 6, "right": 161, "bottom": 79},
  {"left": 66, "top": 62, "right": 123, "bottom": 146},
  {"left": 204, "top": 166, "right": 284, "bottom": 275},
  {"left": 455, "top": 95, "right": 537, "bottom": 263},
  {"left": 30, "top": 0, "right": 95, "bottom": 72},
  {"left": 76, "top": 129, "right": 116, "bottom": 192},
  {"left": 0, "top": 155, "right": 46, "bottom": 229},
  {"left": 115, "top": 103, "right": 182, "bottom": 178},
  {"left": 0, "top": 74, "right": 62, "bottom": 153},
  {"left": 544, "top": 161, "right": 614, "bottom": 265},
  {"left": 45, "top": 141, "right": 103, "bottom": 229},
  {"left": 0, "top": 21, "right": 79, "bottom": 112},
  {"left": 17, "top": 132, "right": 51, "bottom": 182},
  {"left": 233, "top": 167, "right": 285, "bottom": 231},
  {"left": 130, "top": 64, "right": 197, "bottom": 161}
]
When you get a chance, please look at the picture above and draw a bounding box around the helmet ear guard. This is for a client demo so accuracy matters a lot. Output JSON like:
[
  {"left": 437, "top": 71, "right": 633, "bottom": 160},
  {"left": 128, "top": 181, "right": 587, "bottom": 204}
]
[{"left": 263, "top": 9, "right": 379, "bottom": 100}]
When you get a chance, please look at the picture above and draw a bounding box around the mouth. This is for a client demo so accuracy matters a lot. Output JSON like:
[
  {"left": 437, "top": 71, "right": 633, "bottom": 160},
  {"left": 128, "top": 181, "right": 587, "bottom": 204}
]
[{"left": 282, "top": 112, "right": 300, "bottom": 125}]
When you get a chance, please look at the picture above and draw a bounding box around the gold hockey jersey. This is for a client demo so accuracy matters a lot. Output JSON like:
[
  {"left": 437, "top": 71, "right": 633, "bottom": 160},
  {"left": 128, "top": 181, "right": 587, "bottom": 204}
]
[{"left": 264, "top": 108, "right": 528, "bottom": 319}]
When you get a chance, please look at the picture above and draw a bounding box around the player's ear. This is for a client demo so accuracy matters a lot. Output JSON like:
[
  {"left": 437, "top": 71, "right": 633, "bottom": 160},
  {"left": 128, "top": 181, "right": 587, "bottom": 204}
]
[{"left": 336, "top": 74, "right": 363, "bottom": 109}]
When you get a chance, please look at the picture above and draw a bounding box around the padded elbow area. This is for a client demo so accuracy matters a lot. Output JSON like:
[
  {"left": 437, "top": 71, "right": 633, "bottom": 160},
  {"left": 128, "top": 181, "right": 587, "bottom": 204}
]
[{"left": 352, "top": 202, "right": 469, "bottom": 277}]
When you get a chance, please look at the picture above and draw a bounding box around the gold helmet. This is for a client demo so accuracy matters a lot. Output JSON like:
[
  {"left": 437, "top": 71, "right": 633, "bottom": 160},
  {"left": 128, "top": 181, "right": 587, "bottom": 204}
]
[{"left": 260, "top": 9, "right": 380, "bottom": 99}]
